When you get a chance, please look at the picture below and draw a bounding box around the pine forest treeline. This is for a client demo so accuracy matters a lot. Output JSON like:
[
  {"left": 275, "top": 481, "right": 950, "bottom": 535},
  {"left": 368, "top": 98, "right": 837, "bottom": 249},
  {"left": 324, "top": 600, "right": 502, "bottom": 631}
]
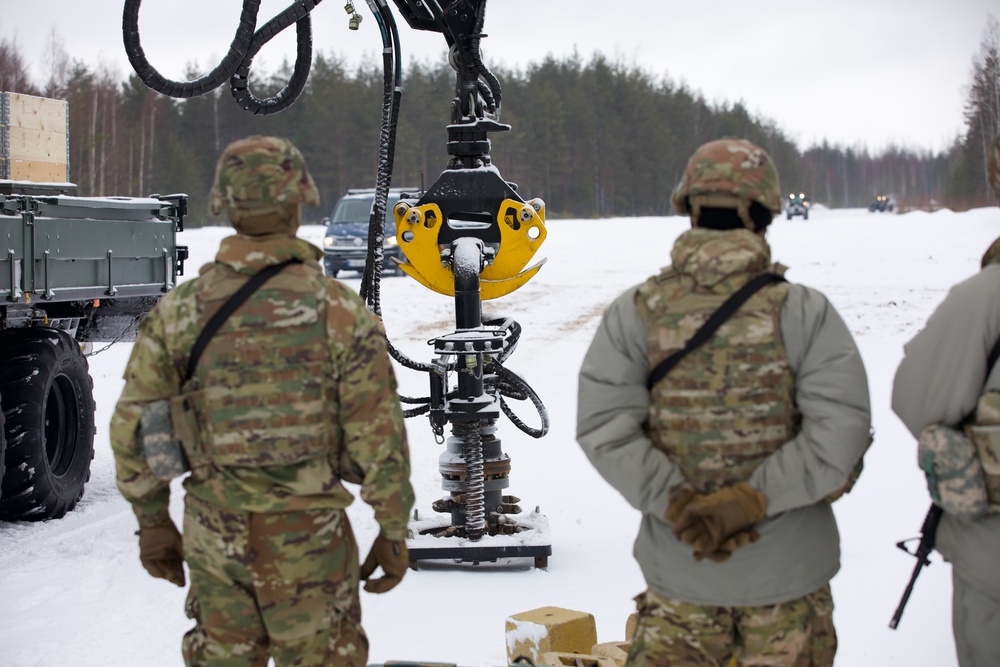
[{"left": 0, "top": 17, "right": 997, "bottom": 225}]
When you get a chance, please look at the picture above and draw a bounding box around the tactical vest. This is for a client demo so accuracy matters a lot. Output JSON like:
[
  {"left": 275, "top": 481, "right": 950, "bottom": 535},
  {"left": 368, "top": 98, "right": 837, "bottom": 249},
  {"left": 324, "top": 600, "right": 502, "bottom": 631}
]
[
  {"left": 636, "top": 266, "right": 798, "bottom": 494},
  {"left": 967, "top": 250, "right": 1000, "bottom": 509},
  {"left": 182, "top": 267, "right": 337, "bottom": 469},
  {"left": 967, "top": 391, "right": 1000, "bottom": 509}
]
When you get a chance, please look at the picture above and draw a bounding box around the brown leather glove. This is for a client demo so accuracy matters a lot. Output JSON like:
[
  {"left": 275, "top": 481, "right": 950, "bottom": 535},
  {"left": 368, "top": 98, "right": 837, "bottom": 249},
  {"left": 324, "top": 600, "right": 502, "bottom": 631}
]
[
  {"left": 664, "top": 486, "right": 699, "bottom": 524},
  {"left": 673, "top": 482, "right": 767, "bottom": 556},
  {"left": 360, "top": 535, "right": 408, "bottom": 593},
  {"left": 138, "top": 522, "right": 185, "bottom": 587},
  {"left": 695, "top": 528, "right": 760, "bottom": 563}
]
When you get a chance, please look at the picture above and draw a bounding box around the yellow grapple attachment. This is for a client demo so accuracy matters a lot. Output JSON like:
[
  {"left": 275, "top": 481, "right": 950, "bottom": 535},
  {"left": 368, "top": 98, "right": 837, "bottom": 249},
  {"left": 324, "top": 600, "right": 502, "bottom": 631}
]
[{"left": 393, "top": 198, "right": 547, "bottom": 300}]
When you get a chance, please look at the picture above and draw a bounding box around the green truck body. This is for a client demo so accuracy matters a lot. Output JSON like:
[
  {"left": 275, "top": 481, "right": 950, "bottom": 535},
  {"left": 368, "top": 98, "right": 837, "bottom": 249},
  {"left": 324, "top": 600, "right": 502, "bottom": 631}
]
[{"left": 0, "top": 179, "right": 187, "bottom": 521}]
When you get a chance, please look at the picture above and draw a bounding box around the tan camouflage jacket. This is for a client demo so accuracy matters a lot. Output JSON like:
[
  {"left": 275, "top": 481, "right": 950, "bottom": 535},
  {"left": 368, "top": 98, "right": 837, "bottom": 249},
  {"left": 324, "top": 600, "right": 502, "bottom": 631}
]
[{"left": 110, "top": 234, "right": 414, "bottom": 539}]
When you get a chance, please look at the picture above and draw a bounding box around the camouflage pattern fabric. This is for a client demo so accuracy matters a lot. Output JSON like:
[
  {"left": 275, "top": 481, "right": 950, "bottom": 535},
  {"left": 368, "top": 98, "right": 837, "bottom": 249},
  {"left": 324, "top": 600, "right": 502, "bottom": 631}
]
[
  {"left": 183, "top": 258, "right": 334, "bottom": 470},
  {"left": 209, "top": 135, "right": 320, "bottom": 236},
  {"left": 181, "top": 494, "right": 367, "bottom": 666},
  {"left": 110, "top": 233, "right": 414, "bottom": 535},
  {"left": 138, "top": 398, "right": 191, "bottom": 480},
  {"left": 988, "top": 134, "right": 1000, "bottom": 203},
  {"left": 918, "top": 423, "right": 989, "bottom": 520},
  {"left": 635, "top": 228, "right": 798, "bottom": 494},
  {"left": 671, "top": 138, "right": 782, "bottom": 229},
  {"left": 969, "top": 390, "right": 1000, "bottom": 509},
  {"left": 111, "top": 136, "right": 411, "bottom": 665},
  {"left": 626, "top": 586, "right": 836, "bottom": 667}
]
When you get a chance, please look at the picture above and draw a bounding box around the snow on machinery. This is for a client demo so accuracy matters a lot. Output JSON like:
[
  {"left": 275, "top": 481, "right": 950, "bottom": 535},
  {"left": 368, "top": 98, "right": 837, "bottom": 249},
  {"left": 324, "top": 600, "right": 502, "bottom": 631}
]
[
  {"left": 123, "top": 0, "right": 552, "bottom": 567},
  {"left": 0, "top": 92, "right": 188, "bottom": 521}
]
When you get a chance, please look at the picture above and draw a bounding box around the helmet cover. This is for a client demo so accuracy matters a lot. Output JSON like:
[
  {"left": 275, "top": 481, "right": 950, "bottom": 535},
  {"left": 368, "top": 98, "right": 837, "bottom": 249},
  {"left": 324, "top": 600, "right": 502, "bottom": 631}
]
[
  {"left": 672, "top": 138, "right": 782, "bottom": 228},
  {"left": 209, "top": 135, "right": 319, "bottom": 235}
]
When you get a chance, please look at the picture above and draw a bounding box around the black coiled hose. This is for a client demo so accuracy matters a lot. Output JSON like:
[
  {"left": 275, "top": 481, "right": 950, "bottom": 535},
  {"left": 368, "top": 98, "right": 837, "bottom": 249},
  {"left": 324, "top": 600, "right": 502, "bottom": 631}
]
[
  {"left": 122, "top": 0, "right": 320, "bottom": 114},
  {"left": 230, "top": 2, "right": 319, "bottom": 116}
]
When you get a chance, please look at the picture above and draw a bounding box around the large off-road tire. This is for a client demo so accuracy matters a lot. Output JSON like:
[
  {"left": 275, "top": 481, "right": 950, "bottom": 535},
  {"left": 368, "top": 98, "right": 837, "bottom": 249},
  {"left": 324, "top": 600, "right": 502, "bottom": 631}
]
[
  {"left": 0, "top": 393, "right": 5, "bottom": 501},
  {"left": 0, "top": 328, "right": 95, "bottom": 521}
]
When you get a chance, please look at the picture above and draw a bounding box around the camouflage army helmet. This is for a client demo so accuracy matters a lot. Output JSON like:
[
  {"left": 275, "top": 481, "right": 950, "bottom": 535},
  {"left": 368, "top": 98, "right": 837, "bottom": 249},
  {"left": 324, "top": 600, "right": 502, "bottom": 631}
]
[
  {"left": 672, "top": 137, "right": 782, "bottom": 231},
  {"left": 209, "top": 135, "right": 319, "bottom": 236},
  {"left": 988, "top": 134, "right": 1000, "bottom": 204}
]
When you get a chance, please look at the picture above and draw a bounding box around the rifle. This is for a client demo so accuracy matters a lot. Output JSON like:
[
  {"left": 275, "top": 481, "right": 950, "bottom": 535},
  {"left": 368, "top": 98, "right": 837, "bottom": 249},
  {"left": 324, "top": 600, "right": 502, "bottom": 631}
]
[{"left": 889, "top": 504, "right": 944, "bottom": 629}]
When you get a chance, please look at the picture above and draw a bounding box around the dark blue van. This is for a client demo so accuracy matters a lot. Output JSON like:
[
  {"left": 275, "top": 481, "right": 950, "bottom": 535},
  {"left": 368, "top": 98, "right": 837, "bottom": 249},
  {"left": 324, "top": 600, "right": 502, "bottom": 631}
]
[{"left": 322, "top": 189, "right": 410, "bottom": 277}]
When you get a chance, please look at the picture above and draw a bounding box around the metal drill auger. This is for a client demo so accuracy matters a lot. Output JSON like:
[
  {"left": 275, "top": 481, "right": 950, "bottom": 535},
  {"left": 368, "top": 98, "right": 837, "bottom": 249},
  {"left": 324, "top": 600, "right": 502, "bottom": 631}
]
[{"left": 389, "top": 0, "right": 552, "bottom": 568}]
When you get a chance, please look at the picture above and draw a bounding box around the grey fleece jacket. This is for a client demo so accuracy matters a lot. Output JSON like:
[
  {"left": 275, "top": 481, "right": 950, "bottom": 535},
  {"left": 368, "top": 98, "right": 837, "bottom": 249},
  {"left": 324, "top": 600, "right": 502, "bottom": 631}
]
[
  {"left": 892, "top": 262, "right": 1000, "bottom": 599},
  {"left": 577, "top": 278, "right": 872, "bottom": 607}
]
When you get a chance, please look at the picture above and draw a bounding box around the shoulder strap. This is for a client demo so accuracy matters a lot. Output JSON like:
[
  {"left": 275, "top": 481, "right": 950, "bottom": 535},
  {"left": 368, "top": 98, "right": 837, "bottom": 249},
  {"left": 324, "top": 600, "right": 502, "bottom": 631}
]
[
  {"left": 186, "top": 259, "right": 302, "bottom": 381},
  {"left": 989, "top": 334, "right": 1000, "bottom": 376},
  {"left": 646, "top": 272, "right": 787, "bottom": 390}
]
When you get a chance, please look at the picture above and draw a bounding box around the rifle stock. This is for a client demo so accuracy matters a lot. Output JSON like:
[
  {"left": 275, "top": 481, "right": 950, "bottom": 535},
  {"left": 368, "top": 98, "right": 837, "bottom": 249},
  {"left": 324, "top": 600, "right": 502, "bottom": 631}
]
[{"left": 889, "top": 504, "right": 944, "bottom": 629}]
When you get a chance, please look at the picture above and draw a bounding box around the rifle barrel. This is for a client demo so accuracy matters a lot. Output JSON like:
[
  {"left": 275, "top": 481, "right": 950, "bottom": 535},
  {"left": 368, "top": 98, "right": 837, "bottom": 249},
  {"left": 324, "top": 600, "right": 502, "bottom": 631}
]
[{"left": 888, "top": 504, "right": 943, "bottom": 630}]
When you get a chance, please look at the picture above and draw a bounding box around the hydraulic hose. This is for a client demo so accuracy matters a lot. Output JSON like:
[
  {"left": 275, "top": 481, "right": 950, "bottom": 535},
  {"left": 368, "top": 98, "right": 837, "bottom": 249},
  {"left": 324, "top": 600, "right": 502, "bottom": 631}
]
[
  {"left": 490, "top": 363, "right": 549, "bottom": 438},
  {"left": 360, "top": 0, "right": 401, "bottom": 309},
  {"left": 230, "top": 3, "right": 319, "bottom": 115},
  {"left": 122, "top": 0, "right": 259, "bottom": 98},
  {"left": 122, "top": 0, "right": 321, "bottom": 114}
]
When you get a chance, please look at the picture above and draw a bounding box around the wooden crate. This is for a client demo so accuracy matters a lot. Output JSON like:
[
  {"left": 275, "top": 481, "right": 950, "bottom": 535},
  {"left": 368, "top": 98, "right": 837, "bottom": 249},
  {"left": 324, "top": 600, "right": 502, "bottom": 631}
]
[{"left": 1, "top": 92, "right": 69, "bottom": 182}]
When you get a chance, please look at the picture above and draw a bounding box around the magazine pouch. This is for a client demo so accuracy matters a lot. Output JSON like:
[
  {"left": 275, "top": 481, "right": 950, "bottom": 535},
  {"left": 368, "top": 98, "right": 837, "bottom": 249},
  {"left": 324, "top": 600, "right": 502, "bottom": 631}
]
[
  {"left": 139, "top": 398, "right": 192, "bottom": 481},
  {"left": 918, "top": 423, "right": 989, "bottom": 520}
]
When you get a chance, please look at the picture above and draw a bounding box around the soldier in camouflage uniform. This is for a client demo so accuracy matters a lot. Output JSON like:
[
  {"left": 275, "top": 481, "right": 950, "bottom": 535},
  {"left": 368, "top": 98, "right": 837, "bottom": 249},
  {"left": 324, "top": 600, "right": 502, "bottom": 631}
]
[
  {"left": 892, "top": 134, "right": 1000, "bottom": 667},
  {"left": 577, "top": 138, "right": 872, "bottom": 666},
  {"left": 110, "top": 136, "right": 414, "bottom": 667}
]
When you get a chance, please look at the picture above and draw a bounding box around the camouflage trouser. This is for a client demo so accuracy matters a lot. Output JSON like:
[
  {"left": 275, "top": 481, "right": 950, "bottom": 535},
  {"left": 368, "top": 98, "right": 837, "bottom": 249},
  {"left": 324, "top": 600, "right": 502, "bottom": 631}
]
[
  {"left": 181, "top": 494, "right": 368, "bottom": 667},
  {"left": 626, "top": 585, "right": 836, "bottom": 667}
]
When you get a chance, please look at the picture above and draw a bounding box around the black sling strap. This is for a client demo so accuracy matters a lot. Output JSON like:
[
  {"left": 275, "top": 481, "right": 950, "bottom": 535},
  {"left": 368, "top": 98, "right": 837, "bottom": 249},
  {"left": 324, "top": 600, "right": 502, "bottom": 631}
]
[
  {"left": 989, "top": 334, "right": 1000, "bottom": 377},
  {"left": 185, "top": 259, "right": 302, "bottom": 381},
  {"left": 646, "top": 272, "right": 787, "bottom": 390}
]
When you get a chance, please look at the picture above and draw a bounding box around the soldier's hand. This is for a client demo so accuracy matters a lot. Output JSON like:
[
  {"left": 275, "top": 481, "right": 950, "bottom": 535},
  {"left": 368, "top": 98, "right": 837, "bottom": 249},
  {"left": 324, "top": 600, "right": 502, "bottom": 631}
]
[
  {"left": 694, "top": 528, "right": 760, "bottom": 563},
  {"left": 137, "top": 521, "right": 186, "bottom": 587},
  {"left": 360, "top": 535, "right": 408, "bottom": 593},
  {"left": 664, "top": 485, "right": 699, "bottom": 524},
  {"left": 672, "top": 482, "right": 767, "bottom": 556}
]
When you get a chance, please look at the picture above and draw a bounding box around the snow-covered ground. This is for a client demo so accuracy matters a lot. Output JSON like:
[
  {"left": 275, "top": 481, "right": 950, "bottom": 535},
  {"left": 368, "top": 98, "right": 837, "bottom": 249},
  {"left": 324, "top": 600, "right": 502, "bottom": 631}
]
[{"left": 2, "top": 205, "right": 998, "bottom": 666}]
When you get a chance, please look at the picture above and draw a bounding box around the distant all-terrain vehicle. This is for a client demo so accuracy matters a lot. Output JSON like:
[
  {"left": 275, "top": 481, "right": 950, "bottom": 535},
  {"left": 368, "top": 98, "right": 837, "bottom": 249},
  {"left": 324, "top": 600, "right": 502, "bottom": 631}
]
[
  {"left": 786, "top": 192, "right": 810, "bottom": 220},
  {"left": 0, "top": 92, "right": 187, "bottom": 521},
  {"left": 322, "top": 188, "right": 413, "bottom": 278},
  {"left": 869, "top": 195, "right": 895, "bottom": 212}
]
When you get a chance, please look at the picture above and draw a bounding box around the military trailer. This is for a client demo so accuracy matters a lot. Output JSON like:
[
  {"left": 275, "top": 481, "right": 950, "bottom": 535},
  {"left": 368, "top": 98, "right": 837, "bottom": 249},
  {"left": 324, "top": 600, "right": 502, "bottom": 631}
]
[{"left": 0, "top": 92, "right": 187, "bottom": 521}]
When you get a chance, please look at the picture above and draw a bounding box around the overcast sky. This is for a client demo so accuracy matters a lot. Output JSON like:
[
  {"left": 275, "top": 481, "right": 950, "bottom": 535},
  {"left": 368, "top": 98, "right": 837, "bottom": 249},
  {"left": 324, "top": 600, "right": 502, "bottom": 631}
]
[{"left": 2, "top": 1, "right": 997, "bottom": 154}]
